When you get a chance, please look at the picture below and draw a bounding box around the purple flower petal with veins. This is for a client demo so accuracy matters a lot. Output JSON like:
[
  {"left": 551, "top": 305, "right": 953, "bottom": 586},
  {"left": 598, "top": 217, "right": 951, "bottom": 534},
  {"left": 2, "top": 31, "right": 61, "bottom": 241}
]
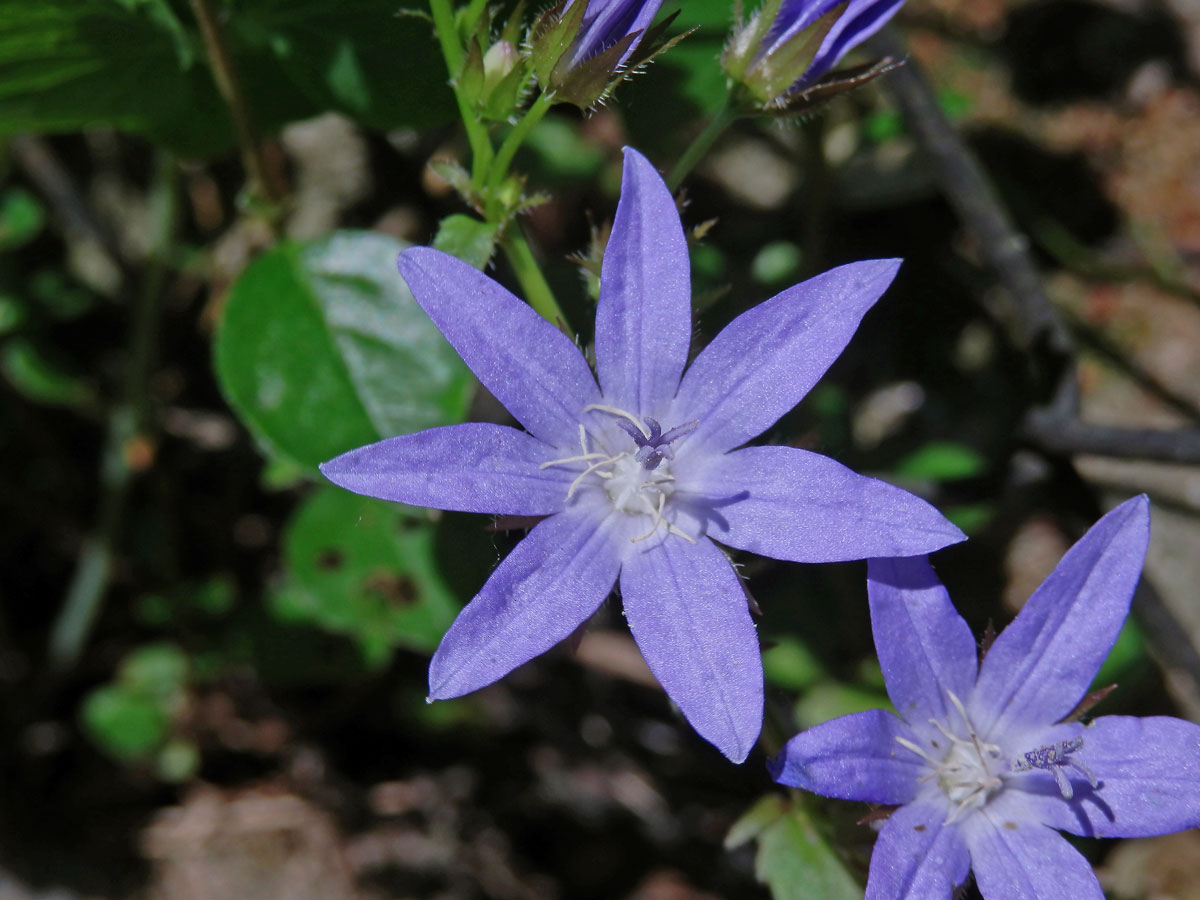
[
  {"left": 563, "top": 0, "right": 664, "bottom": 70},
  {"left": 321, "top": 147, "right": 964, "bottom": 762},
  {"left": 772, "top": 495, "right": 1200, "bottom": 896}
]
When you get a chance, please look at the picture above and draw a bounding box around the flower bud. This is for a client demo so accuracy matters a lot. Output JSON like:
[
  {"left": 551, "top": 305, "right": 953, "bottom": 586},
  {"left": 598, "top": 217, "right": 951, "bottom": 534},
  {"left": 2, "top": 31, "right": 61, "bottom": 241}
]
[{"left": 724, "top": 0, "right": 905, "bottom": 109}]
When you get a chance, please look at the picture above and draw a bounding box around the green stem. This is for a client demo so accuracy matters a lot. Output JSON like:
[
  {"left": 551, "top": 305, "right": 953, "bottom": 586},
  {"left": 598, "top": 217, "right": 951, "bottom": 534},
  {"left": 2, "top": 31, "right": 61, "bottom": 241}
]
[
  {"left": 502, "top": 222, "right": 571, "bottom": 333},
  {"left": 429, "top": 0, "right": 494, "bottom": 187},
  {"left": 429, "top": 0, "right": 464, "bottom": 72},
  {"left": 50, "top": 153, "right": 177, "bottom": 671},
  {"left": 486, "top": 90, "right": 555, "bottom": 206},
  {"left": 666, "top": 97, "right": 742, "bottom": 191}
]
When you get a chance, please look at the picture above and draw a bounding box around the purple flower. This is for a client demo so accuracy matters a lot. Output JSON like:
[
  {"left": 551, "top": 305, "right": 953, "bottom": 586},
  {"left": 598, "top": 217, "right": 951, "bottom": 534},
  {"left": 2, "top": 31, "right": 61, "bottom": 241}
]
[
  {"left": 563, "top": 0, "right": 664, "bottom": 71},
  {"left": 772, "top": 495, "right": 1200, "bottom": 897},
  {"left": 321, "top": 147, "right": 964, "bottom": 762},
  {"left": 726, "top": 0, "right": 905, "bottom": 104}
]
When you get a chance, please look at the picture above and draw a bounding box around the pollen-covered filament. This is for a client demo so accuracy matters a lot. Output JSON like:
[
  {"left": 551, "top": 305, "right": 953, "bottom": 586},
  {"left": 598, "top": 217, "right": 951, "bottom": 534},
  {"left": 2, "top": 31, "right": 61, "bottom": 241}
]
[
  {"left": 539, "top": 407, "right": 699, "bottom": 544},
  {"left": 896, "top": 692, "right": 1004, "bottom": 823}
]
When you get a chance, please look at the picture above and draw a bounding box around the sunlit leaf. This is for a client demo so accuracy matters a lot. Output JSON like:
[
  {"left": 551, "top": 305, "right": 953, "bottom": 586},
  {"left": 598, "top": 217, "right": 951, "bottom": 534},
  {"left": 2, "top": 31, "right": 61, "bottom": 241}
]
[{"left": 215, "top": 229, "right": 473, "bottom": 469}]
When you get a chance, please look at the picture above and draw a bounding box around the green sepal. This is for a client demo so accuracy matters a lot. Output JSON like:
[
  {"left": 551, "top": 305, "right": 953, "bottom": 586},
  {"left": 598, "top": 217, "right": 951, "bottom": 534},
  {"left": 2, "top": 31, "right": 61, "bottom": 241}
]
[
  {"left": 762, "top": 56, "right": 902, "bottom": 116},
  {"left": 530, "top": 0, "right": 587, "bottom": 86},
  {"left": 459, "top": 36, "right": 487, "bottom": 100},
  {"left": 551, "top": 30, "right": 639, "bottom": 107},
  {"left": 743, "top": 2, "right": 846, "bottom": 104}
]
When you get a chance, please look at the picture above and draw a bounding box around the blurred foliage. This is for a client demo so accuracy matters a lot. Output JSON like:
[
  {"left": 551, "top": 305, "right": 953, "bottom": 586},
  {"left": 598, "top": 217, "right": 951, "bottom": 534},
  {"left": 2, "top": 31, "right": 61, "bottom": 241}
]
[
  {"left": 0, "top": 0, "right": 453, "bottom": 154},
  {"left": 727, "top": 795, "right": 862, "bottom": 900},
  {"left": 80, "top": 642, "right": 199, "bottom": 781},
  {"left": 270, "top": 486, "right": 458, "bottom": 667}
]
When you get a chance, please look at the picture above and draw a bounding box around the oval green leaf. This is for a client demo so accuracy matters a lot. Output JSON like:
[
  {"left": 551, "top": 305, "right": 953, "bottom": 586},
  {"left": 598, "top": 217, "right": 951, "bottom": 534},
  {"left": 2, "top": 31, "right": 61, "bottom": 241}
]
[{"left": 215, "top": 229, "right": 474, "bottom": 469}]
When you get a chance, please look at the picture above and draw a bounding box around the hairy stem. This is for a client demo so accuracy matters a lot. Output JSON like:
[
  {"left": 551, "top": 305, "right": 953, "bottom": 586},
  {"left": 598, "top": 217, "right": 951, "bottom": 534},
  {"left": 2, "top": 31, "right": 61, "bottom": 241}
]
[
  {"left": 430, "top": 0, "right": 495, "bottom": 187},
  {"left": 487, "top": 90, "right": 556, "bottom": 204}
]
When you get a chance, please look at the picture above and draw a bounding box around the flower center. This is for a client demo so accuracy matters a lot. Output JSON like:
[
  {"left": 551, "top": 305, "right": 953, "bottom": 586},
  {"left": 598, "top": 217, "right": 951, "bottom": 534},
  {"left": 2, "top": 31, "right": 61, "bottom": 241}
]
[
  {"left": 538, "top": 405, "right": 700, "bottom": 543},
  {"left": 896, "top": 692, "right": 1004, "bottom": 823}
]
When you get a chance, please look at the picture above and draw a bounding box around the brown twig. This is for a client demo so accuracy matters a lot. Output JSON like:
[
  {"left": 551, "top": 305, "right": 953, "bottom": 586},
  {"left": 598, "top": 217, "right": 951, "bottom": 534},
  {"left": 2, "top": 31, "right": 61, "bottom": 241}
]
[
  {"left": 866, "top": 26, "right": 1071, "bottom": 367},
  {"left": 189, "top": 0, "right": 285, "bottom": 210}
]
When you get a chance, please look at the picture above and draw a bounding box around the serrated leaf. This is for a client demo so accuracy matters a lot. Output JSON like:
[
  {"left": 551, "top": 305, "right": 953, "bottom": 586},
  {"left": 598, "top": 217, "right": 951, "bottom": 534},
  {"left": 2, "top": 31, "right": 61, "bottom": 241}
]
[
  {"left": 215, "top": 229, "right": 474, "bottom": 469},
  {"left": 432, "top": 214, "right": 499, "bottom": 269},
  {"left": 269, "top": 486, "right": 459, "bottom": 665}
]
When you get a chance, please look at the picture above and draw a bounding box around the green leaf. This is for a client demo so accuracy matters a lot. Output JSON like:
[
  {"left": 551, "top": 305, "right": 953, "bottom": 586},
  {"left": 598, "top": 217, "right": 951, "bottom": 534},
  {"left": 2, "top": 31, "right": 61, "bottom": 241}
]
[
  {"left": 432, "top": 214, "right": 499, "bottom": 270},
  {"left": 763, "top": 638, "right": 825, "bottom": 691},
  {"left": 80, "top": 642, "right": 190, "bottom": 762},
  {"left": 269, "top": 486, "right": 460, "bottom": 666},
  {"left": 233, "top": 0, "right": 455, "bottom": 132},
  {"left": 81, "top": 684, "right": 170, "bottom": 760},
  {"left": 0, "top": 187, "right": 45, "bottom": 250},
  {"left": 0, "top": 337, "right": 91, "bottom": 407},
  {"left": 893, "top": 441, "right": 986, "bottom": 482},
  {"left": 0, "top": 295, "right": 26, "bottom": 335},
  {"left": 119, "top": 642, "right": 189, "bottom": 698},
  {"left": 215, "top": 229, "right": 473, "bottom": 469},
  {"left": 728, "top": 795, "right": 863, "bottom": 900},
  {"left": 794, "top": 683, "right": 891, "bottom": 730}
]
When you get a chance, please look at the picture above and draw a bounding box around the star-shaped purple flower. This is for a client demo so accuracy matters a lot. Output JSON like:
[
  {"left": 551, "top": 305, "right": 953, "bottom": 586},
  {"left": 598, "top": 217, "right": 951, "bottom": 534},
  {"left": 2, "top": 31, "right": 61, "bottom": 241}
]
[
  {"left": 321, "top": 147, "right": 964, "bottom": 762},
  {"left": 772, "top": 495, "right": 1200, "bottom": 897}
]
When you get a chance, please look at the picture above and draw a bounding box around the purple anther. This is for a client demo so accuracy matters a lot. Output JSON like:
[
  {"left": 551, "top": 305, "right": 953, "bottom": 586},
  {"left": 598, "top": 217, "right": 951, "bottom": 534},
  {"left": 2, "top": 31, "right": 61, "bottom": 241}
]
[{"left": 615, "top": 417, "right": 700, "bottom": 470}]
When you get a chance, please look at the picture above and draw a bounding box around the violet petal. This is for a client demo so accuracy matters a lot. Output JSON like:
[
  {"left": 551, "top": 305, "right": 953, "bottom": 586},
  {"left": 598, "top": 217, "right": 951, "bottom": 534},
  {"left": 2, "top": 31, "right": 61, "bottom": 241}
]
[
  {"left": 963, "top": 816, "right": 1105, "bottom": 900},
  {"left": 320, "top": 423, "right": 571, "bottom": 515},
  {"left": 594, "top": 148, "right": 692, "bottom": 415},
  {"left": 1014, "top": 715, "right": 1200, "bottom": 839},
  {"left": 672, "top": 259, "right": 901, "bottom": 455},
  {"left": 970, "top": 495, "right": 1150, "bottom": 736},
  {"left": 867, "top": 556, "right": 978, "bottom": 727},
  {"left": 428, "top": 497, "right": 622, "bottom": 700},
  {"left": 397, "top": 247, "right": 601, "bottom": 447},
  {"left": 864, "top": 800, "right": 970, "bottom": 900},
  {"left": 620, "top": 535, "right": 763, "bottom": 762},
  {"left": 771, "top": 708, "right": 924, "bottom": 805},
  {"left": 690, "top": 445, "right": 964, "bottom": 561}
]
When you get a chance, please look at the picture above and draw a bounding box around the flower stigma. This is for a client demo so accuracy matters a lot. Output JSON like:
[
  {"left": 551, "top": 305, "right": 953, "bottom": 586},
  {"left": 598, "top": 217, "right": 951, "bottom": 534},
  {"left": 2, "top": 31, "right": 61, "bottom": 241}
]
[
  {"left": 1011, "top": 736, "right": 1098, "bottom": 800},
  {"left": 539, "top": 405, "right": 700, "bottom": 544}
]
